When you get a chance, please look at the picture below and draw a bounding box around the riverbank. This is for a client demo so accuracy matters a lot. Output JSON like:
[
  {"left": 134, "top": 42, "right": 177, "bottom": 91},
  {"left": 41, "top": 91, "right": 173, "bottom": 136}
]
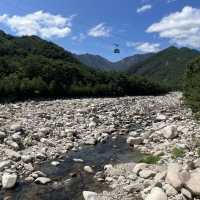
[{"left": 0, "top": 92, "right": 200, "bottom": 199}]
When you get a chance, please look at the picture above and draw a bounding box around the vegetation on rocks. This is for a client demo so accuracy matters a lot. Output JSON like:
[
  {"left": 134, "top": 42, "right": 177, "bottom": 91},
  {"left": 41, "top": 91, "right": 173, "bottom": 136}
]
[
  {"left": 139, "top": 155, "right": 160, "bottom": 164},
  {"left": 171, "top": 147, "right": 185, "bottom": 159}
]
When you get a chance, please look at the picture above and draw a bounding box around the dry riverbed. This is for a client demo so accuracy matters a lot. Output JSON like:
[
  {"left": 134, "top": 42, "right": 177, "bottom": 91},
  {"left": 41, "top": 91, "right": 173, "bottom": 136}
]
[{"left": 0, "top": 92, "right": 200, "bottom": 200}]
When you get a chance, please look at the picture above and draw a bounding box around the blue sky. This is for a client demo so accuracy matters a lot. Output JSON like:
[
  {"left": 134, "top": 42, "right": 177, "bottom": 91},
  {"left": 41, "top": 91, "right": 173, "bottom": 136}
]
[{"left": 0, "top": 0, "right": 200, "bottom": 61}]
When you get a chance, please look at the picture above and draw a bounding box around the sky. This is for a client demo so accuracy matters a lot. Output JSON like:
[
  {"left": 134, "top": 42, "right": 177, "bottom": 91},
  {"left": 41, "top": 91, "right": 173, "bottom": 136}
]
[{"left": 0, "top": 0, "right": 200, "bottom": 61}]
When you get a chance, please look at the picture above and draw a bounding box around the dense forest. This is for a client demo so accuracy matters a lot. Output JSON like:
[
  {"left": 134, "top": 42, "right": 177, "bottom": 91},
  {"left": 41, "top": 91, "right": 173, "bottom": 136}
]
[
  {"left": 184, "top": 56, "right": 200, "bottom": 115},
  {"left": 128, "top": 46, "right": 200, "bottom": 89},
  {"left": 0, "top": 31, "right": 168, "bottom": 101}
]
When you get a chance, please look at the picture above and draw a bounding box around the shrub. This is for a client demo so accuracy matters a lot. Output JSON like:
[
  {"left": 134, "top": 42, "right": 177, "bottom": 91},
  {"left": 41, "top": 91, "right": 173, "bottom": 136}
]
[
  {"left": 171, "top": 147, "right": 185, "bottom": 159},
  {"left": 139, "top": 155, "right": 160, "bottom": 164},
  {"left": 184, "top": 56, "right": 200, "bottom": 114}
]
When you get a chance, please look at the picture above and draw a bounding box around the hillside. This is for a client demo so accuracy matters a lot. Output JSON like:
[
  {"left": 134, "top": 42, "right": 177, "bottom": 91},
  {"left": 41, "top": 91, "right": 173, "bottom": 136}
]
[
  {"left": 75, "top": 53, "right": 153, "bottom": 71},
  {"left": 0, "top": 30, "right": 167, "bottom": 100},
  {"left": 128, "top": 46, "right": 200, "bottom": 88}
]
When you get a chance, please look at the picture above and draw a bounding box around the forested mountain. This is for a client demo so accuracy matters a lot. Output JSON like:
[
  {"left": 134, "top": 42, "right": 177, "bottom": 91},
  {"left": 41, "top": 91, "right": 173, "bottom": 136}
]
[
  {"left": 0, "top": 30, "right": 167, "bottom": 100},
  {"left": 75, "top": 53, "right": 154, "bottom": 71},
  {"left": 128, "top": 46, "right": 200, "bottom": 88}
]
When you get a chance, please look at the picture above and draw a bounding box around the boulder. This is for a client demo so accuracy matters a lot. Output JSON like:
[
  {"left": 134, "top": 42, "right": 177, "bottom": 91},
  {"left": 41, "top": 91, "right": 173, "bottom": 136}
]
[
  {"left": 2, "top": 173, "right": 17, "bottom": 189},
  {"left": 127, "top": 137, "right": 143, "bottom": 145},
  {"left": 145, "top": 187, "right": 167, "bottom": 200},
  {"left": 84, "top": 166, "right": 94, "bottom": 174},
  {"left": 5, "top": 149, "right": 21, "bottom": 161},
  {"left": 139, "top": 169, "right": 155, "bottom": 179},
  {"left": 0, "top": 160, "right": 11, "bottom": 171},
  {"left": 84, "top": 138, "right": 97, "bottom": 145},
  {"left": 163, "top": 183, "right": 178, "bottom": 196},
  {"left": 83, "top": 191, "right": 98, "bottom": 200},
  {"left": 21, "top": 155, "right": 33, "bottom": 163},
  {"left": 162, "top": 125, "right": 178, "bottom": 139},
  {"left": 10, "top": 123, "right": 22, "bottom": 132},
  {"left": 166, "top": 163, "right": 183, "bottom": 190},
  {"left": 156, "top": 113, "right": 167, "bottom": 121},
  {"left": 185, "top": 170, "right": 200, "bottom": 195},
  {"left": 181, "top": 188, "right": 192, "bottom": 199},
  {"left": 133, "top": 163, "right": 148, "bottom": 175},
  {"left": 0, "top": 131, "right": 6, "bottom": 139}
]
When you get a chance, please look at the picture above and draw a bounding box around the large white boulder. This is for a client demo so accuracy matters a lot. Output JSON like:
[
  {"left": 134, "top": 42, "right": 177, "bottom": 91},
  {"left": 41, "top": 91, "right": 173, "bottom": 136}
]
[
  {"left": 2, "top": 173, "right": 17, "bottom": 189},
  {"left": 83, "top": 191, "right": 98, "bottom": 200},
  {"left": 35, "top": 177, "right": 51, "bottom": 184},
  {"left": 166, "top": 163, "right": 183, "bottom": 190},
  {"left": 162, "top": 125, "right": 178, "bottom": 139},
  {"left": 185, "top": 169, "right": 200, "bottom": 195}
]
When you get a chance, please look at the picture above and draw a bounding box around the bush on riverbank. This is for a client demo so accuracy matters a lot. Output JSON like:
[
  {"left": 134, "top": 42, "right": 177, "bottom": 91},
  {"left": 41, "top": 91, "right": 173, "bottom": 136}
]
[{"left": 184, "top": 56, "right": 200, "bottom": 115}]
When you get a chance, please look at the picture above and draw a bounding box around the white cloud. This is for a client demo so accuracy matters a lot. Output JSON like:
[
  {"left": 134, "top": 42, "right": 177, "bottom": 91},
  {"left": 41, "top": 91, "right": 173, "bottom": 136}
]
[
  {"left": 167, "top": 0, "right": 176, "bottom": 3},
  {"left": 0, "top": 11, "right": 75, "bottom": 39},
  {"left": 88, "top": 23, "right": 111, "bottom": 37},
  {"left": 147, "top": 6, "right": 200, "bottom": 48},
  {"left": 0, "top": 14, "right": 7, "bottom": 22},
  {"left": 72, "top": 33, "right": 86, "bottom": 42},
  {"left": 137, "top": 4, "right": 152, "bottom": 13},
  {"left": 127, "top": 42, "right": 161, "bottom": 53}
]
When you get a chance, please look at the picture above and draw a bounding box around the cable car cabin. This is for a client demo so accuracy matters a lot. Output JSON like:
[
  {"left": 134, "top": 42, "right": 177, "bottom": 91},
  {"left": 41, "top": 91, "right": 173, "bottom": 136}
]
[{"left": 114, "top": 48, "right": 120, "bottom": 54}]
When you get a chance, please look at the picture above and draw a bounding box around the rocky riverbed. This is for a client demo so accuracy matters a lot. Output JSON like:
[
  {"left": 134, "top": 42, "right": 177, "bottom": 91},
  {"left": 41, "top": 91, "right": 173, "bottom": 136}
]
[{"left": 0, "top": 92, "right": 200, "bottom": 199}]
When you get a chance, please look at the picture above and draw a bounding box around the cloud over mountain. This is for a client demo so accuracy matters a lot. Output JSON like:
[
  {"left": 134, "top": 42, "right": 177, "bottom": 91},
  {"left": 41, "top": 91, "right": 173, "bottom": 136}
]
[
  {"left": 147, "top": 6, "right": 200, "bottom": 48},
  {"left": 88, "top": 23, "right": 111, "bottom": 37},
  {"left": 0, "top": 11, "right": 74, "bottom": 39}
]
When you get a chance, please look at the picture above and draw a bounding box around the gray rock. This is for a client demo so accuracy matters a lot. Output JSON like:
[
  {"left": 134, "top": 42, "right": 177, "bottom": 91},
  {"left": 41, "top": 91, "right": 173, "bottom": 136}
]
[
  {"left": 123, "top": 183, "right": 142, "bottom": 193},
  {"left": 156, "top": 113, "right": 167, "bottom": 121},
  {"left": 181, "top": 188, "right": 192, "bottom": 199},
  {"left": 5, "top": 140, "right": 19, "bottom": 150},
  {"left": 21, "top": 155, "right": 33, "bottom": 163},
  {"left": 0, "top": 160, "right": 11, "bottom": 171},
  {"left": 0, "top": 131, "right": 6, "bottom": 139},
  {"left": 127, "top": 137, "right": 143, "bottom": 145},
  {"left": 5, "top": 149, "right": 21, "bottom": 161},
  {"left": 163, "top": 183, "right": 178, "bottom": 196},
  {"left": 139, "top": 169, "right": 155, "bottom": 179},
  {"left": 162, "top": 125, "right": 178, "bottom": 139},
  {"left": 84, "top": 138, "right": 97, "bottom": 145},
  {"left": 2, "top": 173, "right": 17, "bottom": 189},
  {"left": 133, "top": 163, "right": 148, "bottom": 175},
  {"left": 10, "top": 123, "right": 22, "bottom": 132}
]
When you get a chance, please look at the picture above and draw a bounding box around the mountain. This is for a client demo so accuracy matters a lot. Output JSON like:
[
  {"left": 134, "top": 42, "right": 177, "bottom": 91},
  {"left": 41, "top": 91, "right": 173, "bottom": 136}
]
[
  {"left": 0, "top": 30, "right": 167, "bottom": 100},
  {"left": 75, "top": 53, "right": 154, "bottom": 71},
  {"left": 74, "top": 54, "right": 115, "bottom": 70},
  {"left": 116, "top": 53, "right": 154, "bottom": 70},
  {"left": 128, "top": 46, "right": 200, "bottom": 88}
]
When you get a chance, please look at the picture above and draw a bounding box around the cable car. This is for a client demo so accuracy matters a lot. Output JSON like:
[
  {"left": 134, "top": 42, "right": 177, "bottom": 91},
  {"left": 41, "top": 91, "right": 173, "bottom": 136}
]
[{"left": 113, "top": 44, "right": 120, "bottom": 54}]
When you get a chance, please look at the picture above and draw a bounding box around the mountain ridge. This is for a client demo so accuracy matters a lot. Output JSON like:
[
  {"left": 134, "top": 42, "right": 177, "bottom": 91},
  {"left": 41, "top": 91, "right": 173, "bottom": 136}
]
[
  {"left": 74, "top": 53, "right": 154, "bottom": 71},
  {"left": 128, "top": 46, "right": 200, "bottom": 88}
]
